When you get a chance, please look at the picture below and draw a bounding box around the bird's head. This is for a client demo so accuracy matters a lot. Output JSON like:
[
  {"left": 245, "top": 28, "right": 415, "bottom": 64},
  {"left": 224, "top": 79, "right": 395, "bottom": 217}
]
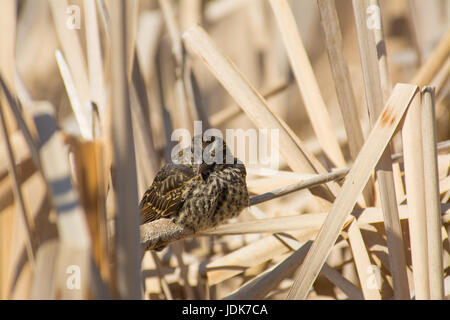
[{"left": 191, "top": 135, "right": 236, "bottom": 175}]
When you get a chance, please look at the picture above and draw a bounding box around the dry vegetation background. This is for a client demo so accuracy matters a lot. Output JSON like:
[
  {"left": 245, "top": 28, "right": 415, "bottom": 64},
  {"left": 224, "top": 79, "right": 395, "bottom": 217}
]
[{"left": 0, "top": 0, "right": 449, "bottom": 300}]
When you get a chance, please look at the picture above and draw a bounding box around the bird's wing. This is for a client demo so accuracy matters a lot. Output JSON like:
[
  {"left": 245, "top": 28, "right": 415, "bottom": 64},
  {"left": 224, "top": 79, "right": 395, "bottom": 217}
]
[{"left": 140, "top": 164, "right": 200, "bottom": 224}]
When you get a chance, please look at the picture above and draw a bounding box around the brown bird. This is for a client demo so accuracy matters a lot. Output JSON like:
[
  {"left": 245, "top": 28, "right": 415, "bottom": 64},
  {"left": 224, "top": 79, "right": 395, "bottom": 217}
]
[{"left": 139, "top": 135, "right": 249, "bottom": 242}]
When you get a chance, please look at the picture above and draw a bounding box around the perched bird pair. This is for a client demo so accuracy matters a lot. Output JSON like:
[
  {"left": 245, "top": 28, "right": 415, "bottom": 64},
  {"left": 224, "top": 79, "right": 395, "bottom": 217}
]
[{"left": 139, "top": 136, "right": 249, "bottom": 246}]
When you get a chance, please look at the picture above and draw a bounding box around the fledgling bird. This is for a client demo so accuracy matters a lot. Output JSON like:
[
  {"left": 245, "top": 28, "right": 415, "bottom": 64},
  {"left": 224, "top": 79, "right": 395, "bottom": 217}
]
[{"left": 139, "top": 136, "right": 249, "bottom": 247}]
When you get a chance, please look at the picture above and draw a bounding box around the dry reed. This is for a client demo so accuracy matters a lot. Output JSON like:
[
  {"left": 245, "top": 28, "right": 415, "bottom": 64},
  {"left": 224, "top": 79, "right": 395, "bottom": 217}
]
[{"left": 0, "top": 0, "right": 449, "bottom": 301}]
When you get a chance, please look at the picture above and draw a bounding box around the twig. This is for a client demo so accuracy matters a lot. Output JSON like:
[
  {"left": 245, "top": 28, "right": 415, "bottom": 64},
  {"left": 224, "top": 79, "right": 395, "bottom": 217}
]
[
  {"left": 391, "top": 139, "right": 449, "bottom": 162},
  {"left": 249, "top": 167, "right": 347, "bottom": 206},
  {"left": 141, "top": 218, "right": 194, "bottom": 251},
  {"left": 249, "top": 139, "right": 450, "bottom": 206}
]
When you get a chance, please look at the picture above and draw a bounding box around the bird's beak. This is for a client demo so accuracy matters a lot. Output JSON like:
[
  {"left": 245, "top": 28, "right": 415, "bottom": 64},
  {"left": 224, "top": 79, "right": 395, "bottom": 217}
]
[{"left": 196, "top": 162, "right": 209, "bottom": 175}]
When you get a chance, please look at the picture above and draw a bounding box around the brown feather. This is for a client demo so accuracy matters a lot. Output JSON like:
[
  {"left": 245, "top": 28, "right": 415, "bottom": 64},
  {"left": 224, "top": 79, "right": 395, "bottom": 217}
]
[{"left": 139, "top": 163, "right": 200, "bottom": 224}]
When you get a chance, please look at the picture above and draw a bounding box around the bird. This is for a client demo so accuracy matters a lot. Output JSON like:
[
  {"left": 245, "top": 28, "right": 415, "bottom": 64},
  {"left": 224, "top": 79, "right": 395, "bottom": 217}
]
[{"left": 139, "top": 135, "right": 249, "bottom": 248}]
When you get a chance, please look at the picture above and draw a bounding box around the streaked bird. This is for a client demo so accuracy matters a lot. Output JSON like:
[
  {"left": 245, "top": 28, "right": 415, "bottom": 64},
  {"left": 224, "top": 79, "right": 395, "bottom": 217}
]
[{"left": 139, "top": 135, "right": 248, "bottom": 249}]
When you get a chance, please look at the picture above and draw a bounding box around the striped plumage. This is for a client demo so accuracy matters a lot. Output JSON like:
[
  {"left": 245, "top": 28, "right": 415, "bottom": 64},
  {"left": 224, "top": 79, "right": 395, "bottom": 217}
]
[
  {"left": 140, "top": 163, "right": 201, "bottom": 224},
  {"left": 139, "top": 136, "right": 249, "bottom": 239}
]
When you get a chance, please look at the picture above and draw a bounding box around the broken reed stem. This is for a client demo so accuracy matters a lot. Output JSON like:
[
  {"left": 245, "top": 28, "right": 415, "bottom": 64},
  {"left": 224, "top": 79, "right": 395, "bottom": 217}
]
[
  {"left": 401, "top": 92, "right": 429, "bottom": 300},
  {"left": 353, "top": 0, "right": 410, "bottom": 299},
  {"left": 0, "top": 100, "right": 36, "bottom": 271},
  {"left": 422, "top": 87, "right": 444, "bottom": 299}
]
